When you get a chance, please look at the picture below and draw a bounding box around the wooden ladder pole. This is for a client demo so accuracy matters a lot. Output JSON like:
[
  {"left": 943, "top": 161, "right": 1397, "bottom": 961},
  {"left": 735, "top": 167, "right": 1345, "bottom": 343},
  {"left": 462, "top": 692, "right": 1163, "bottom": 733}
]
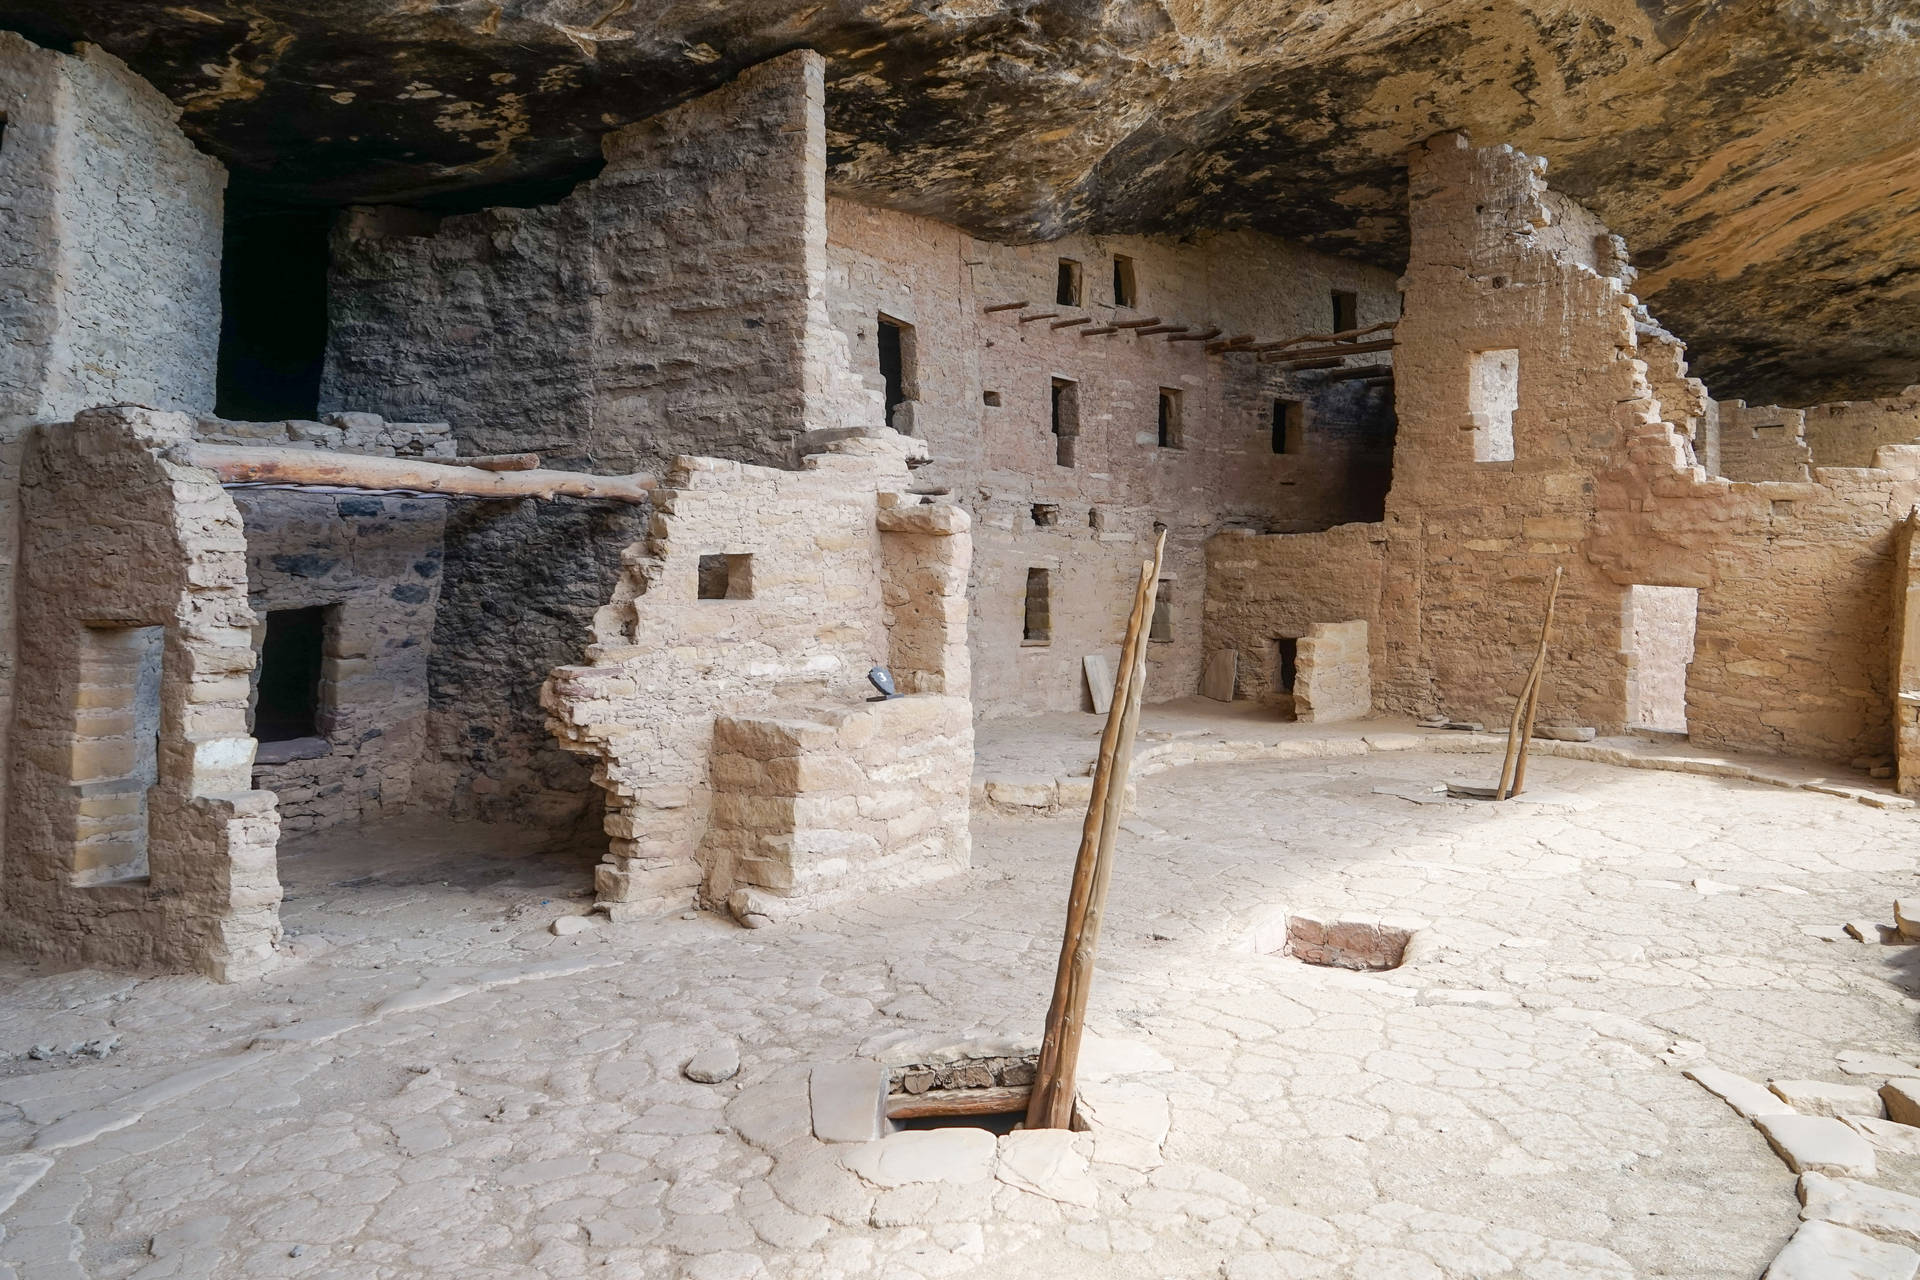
[
  {"left": 1497, "top": 566, "right": 1564, "bottom": 800},
  {"left": 1028, "top": 531, "right": 1167, "bottom": 1129}
]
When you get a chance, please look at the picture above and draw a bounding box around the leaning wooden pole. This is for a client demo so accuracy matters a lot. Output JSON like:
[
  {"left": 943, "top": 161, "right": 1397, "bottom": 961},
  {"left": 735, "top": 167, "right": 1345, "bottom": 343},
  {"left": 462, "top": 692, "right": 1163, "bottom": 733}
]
[
  {"left": 1496, "top": 566, "right": 1564, "bottom": 800},
  {"left": 1028, "top": 531, "right": 1167, "bottom": 1129}
]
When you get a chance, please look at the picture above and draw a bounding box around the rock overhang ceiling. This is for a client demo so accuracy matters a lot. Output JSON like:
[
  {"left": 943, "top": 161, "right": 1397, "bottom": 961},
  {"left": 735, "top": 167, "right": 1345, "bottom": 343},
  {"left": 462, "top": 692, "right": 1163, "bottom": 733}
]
[{"left": 5, "top": 0, "right": 1917, "bottom": 405}]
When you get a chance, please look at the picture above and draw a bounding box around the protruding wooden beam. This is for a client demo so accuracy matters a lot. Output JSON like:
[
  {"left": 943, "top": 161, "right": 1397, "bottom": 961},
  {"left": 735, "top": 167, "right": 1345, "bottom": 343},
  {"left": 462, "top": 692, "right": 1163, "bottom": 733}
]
[
  {"left": 1310, "top": 363, "right": 1394, "bottom": 383},
  {"left": 171, "top": 443, "right": 657, "bottom": 503},
  {"left": 1205, "top": 334, "right": 1257, "bottom": 353},
  {"left": 1018, "top": 312, "right": 1061, "bottom": 324},
  {"left": 984, "top": 300, "right": 1030, "bottom": 313},
  {"left": 1081, "top": 326, "right": 1121, "bottom": 336},
  {"left": 1256, "top": 319, "right": 1398, "bottom": 352},
  {"left": 1132, "top": 324, "right": 1187, "bottom": 336},
  {"left": 1050, "top": 316, "right": 1093, "bottom": 330},
  {"left": 1261, "top": 338, "right": 1397, "bottom": 364},
  {"left": 1111, "top": 316, "right": 1164, "bottom": 329}
]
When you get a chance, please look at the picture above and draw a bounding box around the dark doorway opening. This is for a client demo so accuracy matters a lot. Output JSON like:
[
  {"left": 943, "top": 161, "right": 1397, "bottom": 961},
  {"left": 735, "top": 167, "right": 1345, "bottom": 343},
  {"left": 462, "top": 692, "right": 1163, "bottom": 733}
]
[
  {"left": 1051, "top": 378, "right": 1079, "bottom": 467},
  {"left": 877, "top": 317, "right": 910, "bottom": 429},
  {"left": 256, "top": 607, "right": 328, "bottom": 743},
  {"left": 218, "top": 195, "right": 333, "bottom": 420},
  {"left": 1272, "top": 637, "right": 1298, "bottom": 694},
  {"left": 1331, "top": 290, "right": 1359, "bottom": 333},
  {"left": 1056, "top": 259, "right": 1082, "bottom": 307},
  {"left": 1273, "top": 399, "right": 1305, "bottom": 454}
]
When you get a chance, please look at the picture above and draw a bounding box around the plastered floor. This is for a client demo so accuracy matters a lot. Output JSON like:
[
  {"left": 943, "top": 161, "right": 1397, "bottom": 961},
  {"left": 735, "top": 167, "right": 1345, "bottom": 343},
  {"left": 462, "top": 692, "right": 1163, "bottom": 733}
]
[{"left": 4, "top": 747, "right": 1920, "bottom": 1278}]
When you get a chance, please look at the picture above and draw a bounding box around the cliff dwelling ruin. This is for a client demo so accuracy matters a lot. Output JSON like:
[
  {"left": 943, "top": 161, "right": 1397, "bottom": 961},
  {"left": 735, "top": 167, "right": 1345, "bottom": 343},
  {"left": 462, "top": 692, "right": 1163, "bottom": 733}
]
[{"left": 3, "top": 8, "right": 1920, "bottom": 1277}]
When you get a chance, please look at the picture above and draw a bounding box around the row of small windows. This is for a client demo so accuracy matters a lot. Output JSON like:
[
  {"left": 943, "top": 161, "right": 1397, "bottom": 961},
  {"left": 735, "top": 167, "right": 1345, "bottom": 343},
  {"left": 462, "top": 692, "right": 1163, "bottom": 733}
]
[
  {"left": 1055, "top": 256, "right": 1140, "bottom": 309},
  {"left": 875, "top": 312, "right": 1314, "bottom": 462}
]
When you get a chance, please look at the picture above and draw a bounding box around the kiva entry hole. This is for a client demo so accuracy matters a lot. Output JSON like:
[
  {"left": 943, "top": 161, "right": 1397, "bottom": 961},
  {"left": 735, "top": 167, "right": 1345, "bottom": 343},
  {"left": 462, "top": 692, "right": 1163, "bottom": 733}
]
[
  {"left": 1269, "top": 912, "right": 1414, "bottom": 971},
  {"left": 885, "top": 1053, "right": 1064, "bottom": 1133}
]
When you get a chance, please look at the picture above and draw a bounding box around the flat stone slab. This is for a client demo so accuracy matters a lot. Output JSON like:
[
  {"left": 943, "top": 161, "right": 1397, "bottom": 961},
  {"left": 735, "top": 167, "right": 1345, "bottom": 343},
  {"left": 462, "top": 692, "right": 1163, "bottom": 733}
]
[
  {"left": 841, "top": 1128, "right": 998, "bottom": 1187},
  {"left": 1840, "top": 1052, "right": 1920, "bottom": 1077},
  {"left": 1765, "top": 1220, "right": 1920, "bottom": 1280},
  {"left": 685, "top": 1043, "right": 741, "bottom": 1084},
  {"left": 1771, "top": 1079, "right": 1886, "bottom": 1120},
  {"left": 1802, "top": 1171, "right": 1920, "bottom": 1248},
  {"left": 1687, "top": 1066, "right": 1796, "bottom": 1119},
  {"left": 1882, "top": 1079, "right": 1920, "bottom": 1126},
  {"left": 1846, "top": 1116, "right": 1920, "bottom": 1157},
  {"left": 994, "top": 1128, "right": 1098, "bottom": 1207},
  {"left": 810, "top": 1062, "right": 889, "bottom": 1144},
  {"left": 1756, "top": 1113, "right": 1878, "bottom": 1178}
]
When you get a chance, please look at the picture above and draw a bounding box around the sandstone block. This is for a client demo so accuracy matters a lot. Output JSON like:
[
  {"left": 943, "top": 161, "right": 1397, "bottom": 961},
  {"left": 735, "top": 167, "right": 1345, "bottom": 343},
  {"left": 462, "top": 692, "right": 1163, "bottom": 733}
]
[
  {"left": 1881, "top": 1079, "right": 1920, "bottom": 1126},
  {"left": 1764, "top": 1220, "right": 1919, "bottom": 1280},
  {"left": 1896, "top": 901, "right": 1920, "bottom": 942},
  {"left": 809, "top": 1062, "right": 889, "bottom": 1144},
  {"left": 1757, "top": 1114, "right": 1878, "bottom": 1178},
  {"left": 1771, "top": 1080, "right": 1887, "bottom": 1120},
  {"left": 1802, "top": 1172, "right": 1920, "bottom": 1249},
  {"left": 1687, "top": 1066, "right": 1799, "bottom": 1120}
]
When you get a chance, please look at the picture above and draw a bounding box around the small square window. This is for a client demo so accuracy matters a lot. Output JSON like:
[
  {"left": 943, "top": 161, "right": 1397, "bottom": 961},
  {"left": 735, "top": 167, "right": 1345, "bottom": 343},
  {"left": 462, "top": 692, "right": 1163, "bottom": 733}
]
[
  {"left": 1051, "top": 378, "right": 1079, "bottom": 468},
  {"left": 1468, "top": 349, "right": 1519, "bottom": 463},
  {"left": 983, "top": 390, "right": 1003, "bottom": 407},
  {"left": 1113, "top": 255, "right": 1138, "bottom": 308},
  {"left": 697, "top": 553, "right": 753, "bottom": 600},
  {"left": 1032, "top": 503, "right": 1060, "bottom": 528},
  {"left": 1056, "top": 259, "right": 1082, "bottom": 307}
]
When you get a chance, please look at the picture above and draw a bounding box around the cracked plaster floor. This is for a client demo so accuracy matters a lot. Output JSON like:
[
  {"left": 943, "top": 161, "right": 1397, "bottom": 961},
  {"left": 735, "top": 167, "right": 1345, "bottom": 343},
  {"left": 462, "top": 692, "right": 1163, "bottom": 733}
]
[{"left": 4, "top": 747, "right": 1920, "bottom": 1278}]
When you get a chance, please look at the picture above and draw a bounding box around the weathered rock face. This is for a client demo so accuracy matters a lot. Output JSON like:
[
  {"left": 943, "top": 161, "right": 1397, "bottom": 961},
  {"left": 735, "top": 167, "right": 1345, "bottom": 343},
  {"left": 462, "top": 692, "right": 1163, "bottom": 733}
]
[{"left": 4, "top": 0, "right": 1915, "bottom": 403}]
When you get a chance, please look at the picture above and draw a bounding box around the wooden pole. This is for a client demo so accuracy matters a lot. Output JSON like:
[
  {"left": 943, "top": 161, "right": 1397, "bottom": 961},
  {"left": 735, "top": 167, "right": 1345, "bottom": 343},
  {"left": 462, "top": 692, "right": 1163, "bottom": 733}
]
[
  {"left": 170, "top": 443, "right": 657, "bottom": 504},
  {"left": 1496, "top": 567, "right": 1564, "bottom": 800},
  {"left": 1028, "top": 531, "right": 1167, "bottom": 1129}
]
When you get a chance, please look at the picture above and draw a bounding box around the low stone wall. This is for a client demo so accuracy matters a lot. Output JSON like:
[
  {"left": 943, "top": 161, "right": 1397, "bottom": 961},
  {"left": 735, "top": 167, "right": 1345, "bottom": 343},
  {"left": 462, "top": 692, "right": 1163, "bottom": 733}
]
[
  {"left": 706, "top": 696, "right": 972, "bottom": 923},
  {"left": 1296, "top": 620, "right": 1370, "bottom": 722},
  {"left": 545, "top": 432, "right": 975, "bottom": 921},
  {"left": 1, "top": 407, "right": 280, "bottom": 981}
]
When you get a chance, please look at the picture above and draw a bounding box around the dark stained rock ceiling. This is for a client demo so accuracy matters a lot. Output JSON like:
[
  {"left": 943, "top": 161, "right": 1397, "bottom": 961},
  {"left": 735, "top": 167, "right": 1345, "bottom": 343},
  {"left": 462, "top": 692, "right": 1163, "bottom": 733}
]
[{"left": 6, "top": 0, "right": 1918, "bottom": 405}]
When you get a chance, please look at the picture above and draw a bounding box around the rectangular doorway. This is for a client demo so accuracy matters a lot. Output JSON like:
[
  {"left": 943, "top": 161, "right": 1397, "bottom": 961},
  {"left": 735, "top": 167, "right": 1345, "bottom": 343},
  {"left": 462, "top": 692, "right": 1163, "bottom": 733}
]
[{"left": 1624, "top": 586, "right": 1698, "bottom": 734}]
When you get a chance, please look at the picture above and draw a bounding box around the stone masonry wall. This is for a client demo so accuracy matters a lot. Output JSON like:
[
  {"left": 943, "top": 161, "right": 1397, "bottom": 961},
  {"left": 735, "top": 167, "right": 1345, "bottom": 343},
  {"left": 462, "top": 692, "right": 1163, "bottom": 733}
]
[
  {"left": 1801, "top": 388, "right": 1920, "bottom": 469},
  {"left": 824, "top": 199, "right": 1401, "bottom": 716},
  {"left": 0, "top": 34, "right": 225, "bottom": 891},
  {"left": 1716, "top": 400, "right": 1813, "bottom": 482},
  {"left": 1203, "top": 524, "right": 1388, "bottom": 706},
  {"left": 543, "top": 433, "right": 973, "bottom": 920},
  {"left": 235, "top": 491, "right": 445, "bottom": 836},
  {"left": 2, "top": 408, "right": 278, "bottom": 981},
  {"left": 1206, "top": 134, "right": 1920, "bottom": 766},
  {"left": 321, "top": 53, "right": 837, "bottom": 826}
]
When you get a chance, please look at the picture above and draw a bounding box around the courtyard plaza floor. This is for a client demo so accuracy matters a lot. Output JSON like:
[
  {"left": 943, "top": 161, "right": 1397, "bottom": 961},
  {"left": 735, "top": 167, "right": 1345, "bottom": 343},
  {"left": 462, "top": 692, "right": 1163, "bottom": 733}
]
[{"left": 2, "top": 707, "right": 1919, "bottom": 1277}]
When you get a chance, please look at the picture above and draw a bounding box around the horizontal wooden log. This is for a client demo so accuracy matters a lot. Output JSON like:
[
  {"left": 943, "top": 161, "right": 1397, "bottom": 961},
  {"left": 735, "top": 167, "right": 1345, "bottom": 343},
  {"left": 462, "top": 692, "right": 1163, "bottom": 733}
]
[
  {"left": 170, "top": 443, "right": 657, "bottom": 503},
  {"left": 1132, "top": 324, "right": 1188, "bottom": 336},
  {"left": 1018, "top": 311, "right": 1061, "bottom": 324},
  {"left": 1050, "top": 316, "right": 1093, "bottom": 329},
  {"left": 984, "top": 300, "right": 1029, "bottom": 313},
  {"left": 1168, "top": 327, "right": 1223, "bottom": 342},
  {"left": 1312, "top": 363, "right": 1395, "bottom": 383},
  {"left": 1110, "top": 316, "right": 1164, "bottom": 328},
  {"left": 1081, "top": 326, "right": 1121, "bottom": 336},
  {"left": 886, "top": 1084, "right": 1032, "bottom": 1120},
  {"left": 461, "top": 453, "right": 541, "bottom": 471},
  {"left": 1262, "top": 338, "right": 1397, "bottom": 364},
  {"left": 1252, "top": 319, "right": 1397, "bottom": 352}
]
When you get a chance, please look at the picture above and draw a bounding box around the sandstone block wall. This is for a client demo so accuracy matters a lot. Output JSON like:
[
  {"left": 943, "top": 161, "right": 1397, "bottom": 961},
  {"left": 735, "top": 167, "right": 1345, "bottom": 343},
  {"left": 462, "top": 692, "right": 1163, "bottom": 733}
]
[
  {"left": 235, "top": 491, "right": 444, "bottom": 836},
  {"left": 0, "top": 34, "right": 225, "bottom": 893},
  {"left": 1802, "top": 388, "right": 1920, "bottom": 469},
  {"left": 705, "top": 696, "right": 971, "bottom": 922},
  {"left": 824, "top": 199, "right": 1401, "bottom": 716},
  {"left": 322, "top": 52, "right": 848, "bottom": 826},
  {"left": 1296, "top": 621, "right": 1371, "bottom": 723},
  {"left": 2, "top": 408, "right": 279, "bottom": 981},
  {"left": 1203, "top": 524, "right": 1388, "bottom": 706},
  {"left": 544, "top": 433, "right": 973, "bottom": 919},
  {"left": 1716, "top": 400, "right": 1813, "bottom": 481}
]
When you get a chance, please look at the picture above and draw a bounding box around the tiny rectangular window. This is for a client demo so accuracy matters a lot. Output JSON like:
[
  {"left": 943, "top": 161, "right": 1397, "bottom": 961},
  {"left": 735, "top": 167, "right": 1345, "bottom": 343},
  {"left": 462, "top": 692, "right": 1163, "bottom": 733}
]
[
  {"left": 1150, "top": 580, "right": 1174, "bottom": 642},
  {"left": 697, "top": 553, "right": 754, "bottom": 600},
  {"left": 0, "top": 112, "right": 8, "bottom": 153},
  {"left": 1056, "top": 259, "right": 1082, "bottom": 307},
  {"left": 1273, "top": 399, "right": 1305, "bottom": 454},
  {"left": 1468, "top": 348, "right": 1519, "bottom": 462},
  {"left": 1050, "top": 377, "right": 1079, "bottom": 468},
  {"left": 875, "top": 314, "right": 910, "bottom": 429},
  {"left": 1157, "top": 389, "right": 1183, "bottom": 449},
  {"left": 256, "top": 607, "right": 327, "bottom": 743},
  {"left": 1023, "top": 568, "right": 1051, "bottom": 644},
  {"left": 982, "top": 390, "right": 1002, "bottom": 407},
  {"left": 1272, "top": 637, "right": 1298, "bottom": 693},
  {"left": 1032, "top": 503, "right": 1059, "bottom": 528},
  {"left": 1331, "top": 290, "right": 1359, "bottom": 333},
  {"left": 1113, "top": 255, "right": 1137, "bottom": 308}
]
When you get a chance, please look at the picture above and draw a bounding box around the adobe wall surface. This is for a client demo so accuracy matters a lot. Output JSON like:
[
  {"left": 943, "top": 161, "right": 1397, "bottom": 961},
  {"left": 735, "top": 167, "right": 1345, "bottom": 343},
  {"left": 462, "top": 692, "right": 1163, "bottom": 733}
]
[
  {"left": 1, "top": 408, "right": 278, "bottom": 982},
  {"left": 1797, "top": 388, "right": 1920, "bottom": 470},
  {"left": 1206, "top": 135, "right": 1920, "bottom": 768},
  {"left": 0, "top": 34, "right": 226, "bottom": 896},
  {"left": 823, "top": 200, "right": 1400, "bottom": 716},
  {"left": 1716, "top": 400, "right": 1812, "bottom": 481},
  {"left": 1296, "top": 620, "right": 1372, "bottom": 723},
  {"left": 1203, "top": 524, "right": 1388, "bottom": 705},
  {"left": 544, "top": 434, "right": 973, "bottom": 920},
  {"left": 322, "top": 52, "right": 853, "bottom": 826},
  {"left": 235, "top": 491, "right": 445, "bottom": 836}
]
